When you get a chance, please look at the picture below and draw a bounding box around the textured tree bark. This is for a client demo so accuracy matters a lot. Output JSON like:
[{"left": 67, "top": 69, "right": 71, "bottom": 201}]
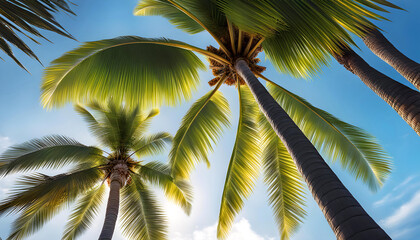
[
  {"left": 98, "top": 163, "right": 128, "bottom": 240},
  {"left": 334, "top": 47, "right": 420, "bottom": 136},
  {"left": 363, "top": 28, "right": 420, "bottom": 90},
  {"left": 235, "top": 59, "right": 390, "bottom": 240},
  {"left": 98, "top": 179, "right": 121, "bottom": 240}
]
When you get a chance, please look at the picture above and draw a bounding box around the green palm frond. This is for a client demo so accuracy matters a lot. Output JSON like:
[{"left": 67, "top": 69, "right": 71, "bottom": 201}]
[
  {"left": 0, "top": 0, "right": 75, "bottom": 69},
  {"left": 120, "top": 175, "right": 167, "bottom": 240},
  {"left": 135, "top": 0, "right": 204, "bottom": 34},
  {"left": 216, "top": 0, "right": 286, "bottom": 36},
  {"left": 0, "top": 167, "right": 103, "bottom": 216},
  {"left": 135, "top": 0, "right": 227, "bottom": 36},
  {"left": 0, "top": 135, "right": 103, "bottom": 176},
  {"left": 7, "top": 200, "right": 64, "bottom": 240},
  {"left": 137, "top": 161, "right": 193, "bottom": 214},
  {"left": 266, "top": 80, "right": 391, "bottom": 190},
  {"left": 62, "top": 184, "right": 106, "bottom": 240},
  {"left": 259, "top": 113, "right": 306, "bottom": 240},
  {"left": 41, "top": 36, "right": 206, "bottom": 109},
  {"left": 132, "top": 132, "right": 173, "bottom": 158},
  {"left": 217, "top": 85, "right": 261, "bottom": 239},
  {"left": 170, "top": 88, "right": 231, "bottom": 179}
]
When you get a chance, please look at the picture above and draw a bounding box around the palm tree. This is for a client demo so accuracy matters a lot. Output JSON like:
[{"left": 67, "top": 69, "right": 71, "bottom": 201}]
[
  {"left": 39, "top": 1, "right": 394, "bottom": 239},
  {"left": 0, "top": 102, "right": 192, "bottom": 240},
  {"left": 0, "top": 0, "right": 75, "bottom": 70}
]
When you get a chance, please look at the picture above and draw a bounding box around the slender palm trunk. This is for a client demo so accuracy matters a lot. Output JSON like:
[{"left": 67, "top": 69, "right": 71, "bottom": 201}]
[
  {"left": 235, "top": 59, "right": 390, "bottom": 240},
  {"left": 334, "top": 47, "right": 420, "bottom": 135},
  {"left": 98, "top": 173, "right": 123, "bottom": 240},
  {"left": 363, "top": 28, "right": 420, "bottom": 89}
]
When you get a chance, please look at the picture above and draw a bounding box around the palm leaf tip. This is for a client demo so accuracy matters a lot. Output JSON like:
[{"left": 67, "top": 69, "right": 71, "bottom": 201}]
[
  {"left": 217, "top": 85, "right": 261, "bottom": 239},
  {"left": 170, "top": 90, "right": 231, "bottom": 179},
  {"left": 41, "top": 36, "right": 205, "bottom": 109}
]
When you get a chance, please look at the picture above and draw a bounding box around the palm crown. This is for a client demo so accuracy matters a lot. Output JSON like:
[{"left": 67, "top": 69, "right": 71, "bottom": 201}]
[
  {"left": 39, "top": 1, "right": 396, "bottom": 239},
  {"left": 0, "top": 102, "right": 192, "bottom": 240}
]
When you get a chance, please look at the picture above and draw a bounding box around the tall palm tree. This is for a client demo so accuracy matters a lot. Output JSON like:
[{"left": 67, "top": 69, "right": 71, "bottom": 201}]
[
  {"left": 39, "top": 1, "right": 394, "bottom": 239},
  {"left": 0, "top": 0, "right": 75, "bottom": 70},
  {"left": 0, "top": 102, "right": 192, "bottom": 240}
]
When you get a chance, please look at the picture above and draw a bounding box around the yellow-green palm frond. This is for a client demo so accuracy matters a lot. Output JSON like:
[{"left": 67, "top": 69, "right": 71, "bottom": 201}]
[
  {"left": 137, "top": 161, "right": 193, "bottom": 214},
  {"left": 0, "top": 168, "right": 103, "bottom": 216},
  {"left": 319, "top": 0, "right": 402, "bottom": 36},
  {"left": 266, "top": 81, "right": 391, "bottom": 191},
  {"left": 135, "top": 0, "right": 204, "bottom": 34},
  {"left": 135, "top": 0, "right": 227, "bottom": 36},
  {"left": 170, "top": 89, "right": 231, "bottom": 179},
  {"left": 216, "top": 0, "right": 287, "bottom": 36},
  {"left": 259, "top": 113, "right": 306, "bottom": 240},
  {"left": 132, "top": 132, "right": 173, "bottom": 158},
  {"left": 217, "top": 85, "right": 261, "bottom": 239},
  {"left": 62, "top": 184, "right": 106, "bottom": 240},
  {"left": 261, "top": 1, "right": 355, "bottom": 78},
  {"left": 0, "top": 135, "right": 103, "bottom": 177},
  {"left": 0, "top": 168, "right": 102, "bottom": 239},
  {"left": 41, "top": 36, "right": 206, "bottom": 109},
  {"left": 7, "top": 199, "right": 64, "bottom": 240},
  {"left": 120, "top": 175, "right": 167, "bottom": 240}
]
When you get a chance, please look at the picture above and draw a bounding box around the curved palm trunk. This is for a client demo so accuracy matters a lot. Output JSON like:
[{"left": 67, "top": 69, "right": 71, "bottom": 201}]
[
  {"left": 98, "top": 176, "right": 122, "bottom": 240},
  {"left": 235, "top": 59, "right": 390, "bottom": 240},
  {"left": 334, "top": 47, "right": 420, "bottom": 136},
  {"left": 363, "top": 28, "right": 420, "bottom": 89}
]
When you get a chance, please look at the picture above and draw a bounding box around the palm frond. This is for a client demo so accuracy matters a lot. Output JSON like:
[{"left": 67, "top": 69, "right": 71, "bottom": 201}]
[
  {"left": 0, "top": 135, "right": 103, "bottom": 176},
  {"left": 7, "top": 200, "right": 64, "bottom": 240},
  {"left": 0, "top": 0, "right": 74, "bottom": 69},
  {"left": 41, "top": 36, "right": 206, "bottom": 109},
  {"left": 62, "top": 184, "right": 106, "bottom": 240},
  {"left": 135, "top": 0, "right": 226, "bottom": 36},
  {"left": 137, "top": 161, "right": 193, "bottom": 214},
  {"left": 170, "top": 89, "right": 231, "bottom": 179},
  {"left": 132, "top": 132, "right": 172, "bottom": 158},
  {"left": 217, "top": 85, "right": 261, "bottom": 239},
  {"left": 120, "top": 175, "right": 167, "bottom": 240},
  {"left": 135, "top": 0, "right": 204, "bottom": 34},
  {"left": 216, "top": 0, "right": 287, "bottom": 36},
  {"left": 0, "top": 167, "right": 103, "bottom": 216},
  {"left": 258, "top": 113, "right": 306, "bottom": 240},
  {"left": 266, "top": 80, "right": 391, "bottom": 190}
]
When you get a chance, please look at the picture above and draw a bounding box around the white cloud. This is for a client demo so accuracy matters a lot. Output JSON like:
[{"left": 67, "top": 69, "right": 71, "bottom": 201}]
[
  {"left": 170, "top": 218, "right": 274, "bottom": 240},
  {"left": 382, "top": 190, "right": 420, "bottom": 228},
  {"left": 374, "top": 176, "right": 418, "bottom": 207},
  {"left": 393, "top": 176, "right": 416, "bottom": 192}
]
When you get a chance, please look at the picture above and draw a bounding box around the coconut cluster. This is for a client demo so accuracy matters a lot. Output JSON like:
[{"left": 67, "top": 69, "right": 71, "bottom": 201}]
[{"left": 207, "top": 32, "right": 266, "bottom": 86}]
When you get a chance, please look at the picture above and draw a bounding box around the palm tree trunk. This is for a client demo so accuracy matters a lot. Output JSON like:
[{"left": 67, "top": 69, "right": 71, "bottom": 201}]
[
  {"left": 98, "top": 176, "right": 122, "bottom": 240},
  {"left": 362, "top": 28, "right": 420, "bottom": 89},
  {"left": 235, "top": 59, "right": 390, "bottom": 240},
  {"left": 334, "top": 47, "right": 420, "bottom": 136}
]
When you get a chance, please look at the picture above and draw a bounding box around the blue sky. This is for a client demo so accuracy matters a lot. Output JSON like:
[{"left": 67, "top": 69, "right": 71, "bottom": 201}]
[{"left": 0, "top": 0, "right": 419, "bottom": 239}]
